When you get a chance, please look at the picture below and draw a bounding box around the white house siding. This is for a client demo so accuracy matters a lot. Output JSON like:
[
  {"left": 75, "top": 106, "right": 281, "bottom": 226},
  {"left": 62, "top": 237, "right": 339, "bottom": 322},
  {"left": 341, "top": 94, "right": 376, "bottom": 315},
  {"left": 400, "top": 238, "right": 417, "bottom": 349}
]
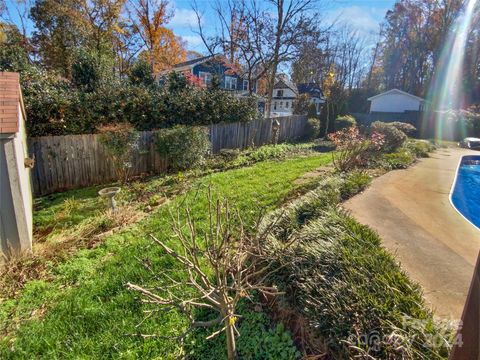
[
  {"left": 370, "top": 93, "right": 422, "bottom": 113},
  {"left": 270, "top": 87, "right": 297, "bottom": 117}
]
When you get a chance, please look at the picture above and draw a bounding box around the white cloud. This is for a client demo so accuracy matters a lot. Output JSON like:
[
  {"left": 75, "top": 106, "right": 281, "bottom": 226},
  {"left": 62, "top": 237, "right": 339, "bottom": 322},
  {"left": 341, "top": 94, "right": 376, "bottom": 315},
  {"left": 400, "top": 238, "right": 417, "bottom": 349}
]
[
  {"left": 324, "top": 6, "right": 386, "bottom": 42},
  {"left": 170, "top": 8, "right": 198, "bottom": 28},
  {"left": 181, "top": 35, "right": 204, "bottom": 48}
]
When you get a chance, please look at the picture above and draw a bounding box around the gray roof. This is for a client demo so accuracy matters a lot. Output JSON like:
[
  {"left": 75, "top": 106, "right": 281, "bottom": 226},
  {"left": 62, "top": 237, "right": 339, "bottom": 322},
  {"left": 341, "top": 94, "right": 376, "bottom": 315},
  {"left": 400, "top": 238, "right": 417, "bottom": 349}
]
[
  {"left": 273, "top": 78, "right": 298, "bottom": 94},
  {"left": 367, "top": 89, "right": 424, "bottom": 102},
  {"left": 172, "top": 54, "right": 216, "bottom": 69},
  {"left": 297, "top": 83, "right": 324, "bottom": 98}
]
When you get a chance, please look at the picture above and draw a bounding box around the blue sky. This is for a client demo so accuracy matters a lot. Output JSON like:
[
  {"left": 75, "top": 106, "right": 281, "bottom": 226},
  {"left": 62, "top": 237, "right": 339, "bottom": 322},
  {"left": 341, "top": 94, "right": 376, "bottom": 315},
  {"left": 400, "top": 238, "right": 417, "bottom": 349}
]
[
  {"left": 169, "top": 0, "right": 396, "bottom": 51},
  {"left": 4, "top": 0, "right": 396, "bottom": 52}
]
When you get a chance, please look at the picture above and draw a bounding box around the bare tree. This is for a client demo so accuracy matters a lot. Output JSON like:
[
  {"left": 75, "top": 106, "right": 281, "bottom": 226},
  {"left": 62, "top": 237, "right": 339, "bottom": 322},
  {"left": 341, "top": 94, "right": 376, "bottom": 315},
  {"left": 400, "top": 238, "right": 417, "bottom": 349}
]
[
  {"left": 127, "top": 190, "right": 284, "bottom": 360},
  {"left": 193, "top": 0, "right": 318, "bottom": 110},
  {"left": 0, "top": 0, "right": 32, "bottom": 38},
  {"left": 212, "top": 0, "right": 266, "bottom": 94},
  {"left": 192, "top": 0, "right": 266, "bottom": 95},
  {"left": 260, "top": 0, "right": 318, "bottom": 117}
]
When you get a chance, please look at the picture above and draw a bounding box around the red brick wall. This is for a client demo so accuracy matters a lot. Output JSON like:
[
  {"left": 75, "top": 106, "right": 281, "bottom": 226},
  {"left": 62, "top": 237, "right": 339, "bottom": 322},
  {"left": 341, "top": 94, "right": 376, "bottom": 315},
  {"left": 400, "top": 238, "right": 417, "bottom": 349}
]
[{"left": 0, "top": 72, "right": 20, "bottom": 134}]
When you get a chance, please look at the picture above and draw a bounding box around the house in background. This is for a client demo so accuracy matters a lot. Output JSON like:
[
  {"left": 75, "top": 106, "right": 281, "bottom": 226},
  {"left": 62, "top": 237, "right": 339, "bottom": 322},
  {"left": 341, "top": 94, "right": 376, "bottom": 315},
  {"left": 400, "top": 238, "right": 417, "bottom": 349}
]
[
  {"left": 164, "top": 59, "right": 325, "bottom": 118},
  {"left": 270, "top": 76, "right": 298, "bottom": 117},
  {"left": 166, "top": 55, "right": 254, "bottom": 93},
  {"left": 297, "top": 83, "right": 325, "bottom": 114},
  {"left": 367, "top": 89, "right": 425, "bottom": 114},
  {"left": 270, "top": 75, "right": 325, "bottom": 117},
  {"left": 164, "top": 55, "right": 266, "bottom": 115}
]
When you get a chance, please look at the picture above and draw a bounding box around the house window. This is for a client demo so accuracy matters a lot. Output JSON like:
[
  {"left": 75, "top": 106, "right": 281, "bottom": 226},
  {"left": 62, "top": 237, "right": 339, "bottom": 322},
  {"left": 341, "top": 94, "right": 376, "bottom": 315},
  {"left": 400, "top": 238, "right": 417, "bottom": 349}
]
[
  {"left": 274, "top": 102, "right": 277, "bottom": 110},
  {"left": 285, "top": 101, "right": 289, "bottom": 109},
  {"left": 243, "top": 79, "right": 249, "bottom": 91},
  {"left": 199, "top": 71, "right": 212, "bottom": 86},
  {"left": 280, "top": 101, "right": 283, "bottom": 108},
  {"left": 277, "top": 89, "right": 283, "bottom": 97},
  {"left": 225, "top": 76, "right": 237, "bottom": 90}
]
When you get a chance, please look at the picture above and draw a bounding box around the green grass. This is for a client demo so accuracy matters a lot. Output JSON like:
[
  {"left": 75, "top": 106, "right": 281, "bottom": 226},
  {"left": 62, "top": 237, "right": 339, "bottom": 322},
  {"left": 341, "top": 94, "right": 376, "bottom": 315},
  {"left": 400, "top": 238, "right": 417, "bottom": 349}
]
[
  {"left": 32, "top": 141, "right": 328, "bottom": 243},
  {"left": 0, "top": 153, "right": 331, "bottom": 359},
  {"left": 33, "top": 186, "right": 103, "bottom": 238}
]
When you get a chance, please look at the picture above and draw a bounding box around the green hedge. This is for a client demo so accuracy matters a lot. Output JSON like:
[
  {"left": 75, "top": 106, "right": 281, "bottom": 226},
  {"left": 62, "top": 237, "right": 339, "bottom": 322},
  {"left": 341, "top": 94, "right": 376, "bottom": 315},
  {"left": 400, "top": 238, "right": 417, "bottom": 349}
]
[
  {"left": 335, "top": 115, "right": 356, "bottom": 131},
  {"left": 16, "top": 67, "right": 259, "bottom": 137}
]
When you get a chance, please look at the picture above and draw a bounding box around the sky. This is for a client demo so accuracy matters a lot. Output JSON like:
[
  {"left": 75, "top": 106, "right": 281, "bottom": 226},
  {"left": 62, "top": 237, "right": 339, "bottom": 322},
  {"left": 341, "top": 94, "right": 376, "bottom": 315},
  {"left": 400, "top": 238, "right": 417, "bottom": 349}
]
[
  {"left": 4, "top": 0, "right": 396, "bottom": 52},
  {"left": 169, "top": 0, "right": 396, "bottom": 51}
]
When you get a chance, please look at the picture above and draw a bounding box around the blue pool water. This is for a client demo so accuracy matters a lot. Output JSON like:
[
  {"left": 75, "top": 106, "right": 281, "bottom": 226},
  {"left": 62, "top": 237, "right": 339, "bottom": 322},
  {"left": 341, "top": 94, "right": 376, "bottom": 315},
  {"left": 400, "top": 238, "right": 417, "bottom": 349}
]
[{"left": 451, "top": 156, "right": 480, "bottom": 229}]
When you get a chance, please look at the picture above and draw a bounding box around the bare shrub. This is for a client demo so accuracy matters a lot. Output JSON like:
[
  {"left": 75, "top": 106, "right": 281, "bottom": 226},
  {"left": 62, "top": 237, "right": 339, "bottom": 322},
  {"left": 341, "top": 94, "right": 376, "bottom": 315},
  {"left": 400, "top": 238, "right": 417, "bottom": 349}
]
[
  {"left": 127, "top": 189, "right": 283, "bottom": 360},
  {"left": 328, "top": 126, "right": 385, "bottom": 172}
]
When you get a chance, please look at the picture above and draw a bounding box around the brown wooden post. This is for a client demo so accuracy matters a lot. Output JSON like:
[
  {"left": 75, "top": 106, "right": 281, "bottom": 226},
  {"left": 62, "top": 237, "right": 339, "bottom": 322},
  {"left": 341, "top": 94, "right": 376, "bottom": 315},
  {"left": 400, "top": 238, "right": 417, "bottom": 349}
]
[{"left": 449, "top": 250, "right": 480, "bottom": 360}]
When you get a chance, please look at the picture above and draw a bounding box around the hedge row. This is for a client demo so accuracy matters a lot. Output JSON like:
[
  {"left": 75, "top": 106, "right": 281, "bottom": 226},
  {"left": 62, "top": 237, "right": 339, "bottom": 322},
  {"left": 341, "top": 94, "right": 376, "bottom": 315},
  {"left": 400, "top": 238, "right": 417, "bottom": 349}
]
[{"left": 20, "top": 68, "right": 259, "bottom": 137}]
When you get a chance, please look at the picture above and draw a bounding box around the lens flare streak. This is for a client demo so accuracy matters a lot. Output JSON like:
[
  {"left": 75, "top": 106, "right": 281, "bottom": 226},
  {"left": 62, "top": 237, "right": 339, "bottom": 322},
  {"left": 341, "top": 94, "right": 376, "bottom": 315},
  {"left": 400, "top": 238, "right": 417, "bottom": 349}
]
[{"left": 424, "top": 0, "right": 478, "bottom": 139}]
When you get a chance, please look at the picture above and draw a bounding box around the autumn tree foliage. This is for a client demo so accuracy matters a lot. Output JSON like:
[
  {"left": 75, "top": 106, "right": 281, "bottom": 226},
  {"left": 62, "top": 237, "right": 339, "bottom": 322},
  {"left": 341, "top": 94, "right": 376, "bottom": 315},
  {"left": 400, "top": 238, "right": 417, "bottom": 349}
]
[
  {"left": 14, "top": 0, "right": 186, "bottom": 78},
  {"left": 379, "top": 0, "right": 463, "bottom": 96},
  {"left": 131, "top": 0, "right": 186, "bottom": 73}
]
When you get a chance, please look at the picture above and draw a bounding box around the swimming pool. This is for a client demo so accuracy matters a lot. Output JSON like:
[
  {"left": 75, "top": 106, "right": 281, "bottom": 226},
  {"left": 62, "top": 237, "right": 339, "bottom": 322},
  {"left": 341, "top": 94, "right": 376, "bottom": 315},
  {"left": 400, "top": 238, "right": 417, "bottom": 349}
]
[{"left": 451, "top": 155, "right": 480, "bottom": 229}]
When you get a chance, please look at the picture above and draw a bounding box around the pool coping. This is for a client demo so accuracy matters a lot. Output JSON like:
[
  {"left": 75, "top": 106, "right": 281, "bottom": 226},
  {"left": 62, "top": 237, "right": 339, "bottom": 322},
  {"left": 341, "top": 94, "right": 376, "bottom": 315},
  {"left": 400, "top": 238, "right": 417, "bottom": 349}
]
[{"left": 449, "top": 154, "right": 480, "bottom": 232}]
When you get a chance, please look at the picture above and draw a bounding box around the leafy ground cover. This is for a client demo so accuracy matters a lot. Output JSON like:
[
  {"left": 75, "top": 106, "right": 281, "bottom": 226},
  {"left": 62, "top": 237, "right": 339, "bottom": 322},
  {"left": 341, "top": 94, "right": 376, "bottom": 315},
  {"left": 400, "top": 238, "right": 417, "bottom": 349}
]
[{"left": 0, "top": 152, "right": 332, "bottom": 359}]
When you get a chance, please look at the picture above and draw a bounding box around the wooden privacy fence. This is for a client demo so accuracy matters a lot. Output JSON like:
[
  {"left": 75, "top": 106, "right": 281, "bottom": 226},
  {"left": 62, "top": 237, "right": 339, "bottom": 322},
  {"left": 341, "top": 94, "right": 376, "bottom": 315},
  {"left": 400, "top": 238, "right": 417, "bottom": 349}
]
[{"left": 28, "top": 115, "right": 307, "bottom": 196}]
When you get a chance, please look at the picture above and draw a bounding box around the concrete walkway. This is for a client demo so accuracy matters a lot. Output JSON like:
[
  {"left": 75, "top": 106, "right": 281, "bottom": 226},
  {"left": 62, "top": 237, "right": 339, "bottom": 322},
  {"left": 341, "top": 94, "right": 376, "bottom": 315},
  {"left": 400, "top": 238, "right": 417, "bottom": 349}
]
[{"left": 344, "top": 148, "right": 480, "bottom": 320}]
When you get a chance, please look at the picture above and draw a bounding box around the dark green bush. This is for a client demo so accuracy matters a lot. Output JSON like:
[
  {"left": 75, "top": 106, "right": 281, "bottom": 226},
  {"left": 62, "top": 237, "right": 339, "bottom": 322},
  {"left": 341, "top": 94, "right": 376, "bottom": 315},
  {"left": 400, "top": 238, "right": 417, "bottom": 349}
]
[
  {"left": 155, "top": 125, "right": 210, "bottom": 171},
  {"left": 304, "top": 118, "right": 321, "bottom": 140},
  {"left": 389, "top": 121, "right": 417, "bottom": 135},
  {"left": 0, "top": 24, "right": 30, "bottom": 72},
  {"left": 371, "top": 121, "right": 407, "bottom": 152},
  {"left": 21, "top": 67, "right": 79, "bottom": 136},
  {"left": 339, "top": 171, "right": 372, "bottom": 200},
  {"left": 128, "top": 59, "right": 155, "bottom": 87},
  {"left": 335, "top": 115, "right": 356, "bottom": 131},
  {"left": 18, "top": 66, "right": 258, "bottom": 137},
  {"left": 463, "top": 109, "right": 480, "bottom": 137},
  {"left": 71, "top": 49, "right": 112, "bottom": 93},
  {"left": 405, "top": 139, "right": 434, "bottom": 158},
  {"left": 382, "top": 150, "right": 415, "bottom": 169}
]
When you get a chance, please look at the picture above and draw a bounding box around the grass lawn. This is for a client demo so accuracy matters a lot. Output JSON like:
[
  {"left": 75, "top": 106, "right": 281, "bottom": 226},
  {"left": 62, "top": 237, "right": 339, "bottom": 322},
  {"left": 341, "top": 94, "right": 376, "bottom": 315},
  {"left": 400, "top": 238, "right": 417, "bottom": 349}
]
[{"left": 0, "top": 153, "right": 331, "bottom": 359}]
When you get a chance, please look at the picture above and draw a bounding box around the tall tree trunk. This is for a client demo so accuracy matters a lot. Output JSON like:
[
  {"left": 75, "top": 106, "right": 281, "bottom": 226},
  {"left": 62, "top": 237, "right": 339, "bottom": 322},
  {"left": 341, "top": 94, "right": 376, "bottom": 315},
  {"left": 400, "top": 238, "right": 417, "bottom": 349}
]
[
  {"left": 265, "top": 62, "right": 278, "bottom": 118},
  {"left": 367, "top": 41, "right": 379, "bottom": 90},
  {"left": 265, "top": 0, "right": 284, "bottom": 118},
  {"left": 325, "top": 101, "right": 330, "bottom": 136}
]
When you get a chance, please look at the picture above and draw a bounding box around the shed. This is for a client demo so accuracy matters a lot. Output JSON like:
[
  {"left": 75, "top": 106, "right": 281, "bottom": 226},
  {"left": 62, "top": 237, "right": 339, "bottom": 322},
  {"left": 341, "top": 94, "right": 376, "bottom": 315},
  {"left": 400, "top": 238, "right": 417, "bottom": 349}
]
[
  {"left": 368, "top": 89, "right": 425, "bottom": 113},
  {"left": 0, "top": 72, "right": 33, "bottom": 257}
]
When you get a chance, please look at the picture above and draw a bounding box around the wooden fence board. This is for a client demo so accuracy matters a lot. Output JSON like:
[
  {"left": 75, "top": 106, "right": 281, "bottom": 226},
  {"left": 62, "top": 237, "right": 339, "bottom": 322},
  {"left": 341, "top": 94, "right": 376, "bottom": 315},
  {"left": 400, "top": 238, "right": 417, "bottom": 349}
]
[{"left": 28, "top": 115, "right": 307, "bottom": 196}]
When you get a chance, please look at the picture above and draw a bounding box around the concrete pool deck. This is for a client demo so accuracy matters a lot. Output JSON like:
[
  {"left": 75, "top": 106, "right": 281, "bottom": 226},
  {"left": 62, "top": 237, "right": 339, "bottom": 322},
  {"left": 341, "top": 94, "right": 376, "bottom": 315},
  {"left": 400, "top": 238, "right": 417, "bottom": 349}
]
[{"left": 344, "top": 147, "right": 480, "bottom": 320}]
